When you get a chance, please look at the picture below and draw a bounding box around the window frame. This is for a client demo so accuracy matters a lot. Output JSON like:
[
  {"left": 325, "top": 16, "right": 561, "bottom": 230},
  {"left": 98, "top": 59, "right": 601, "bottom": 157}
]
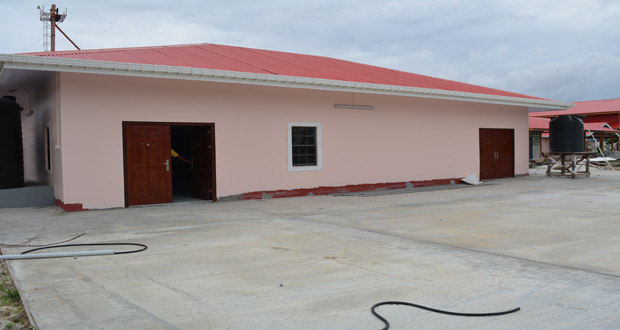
[{"left": 287, "top": 122, "right": 322, "bottom": 172}]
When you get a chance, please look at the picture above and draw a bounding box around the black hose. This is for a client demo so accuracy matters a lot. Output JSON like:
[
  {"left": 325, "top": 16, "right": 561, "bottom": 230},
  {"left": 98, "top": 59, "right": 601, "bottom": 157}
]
[
  {"left": 20, "top": 243, "right": 148, "bottom": 255},
  {"left": 371, "top": 301, "right": 520, "bottom": 330}
]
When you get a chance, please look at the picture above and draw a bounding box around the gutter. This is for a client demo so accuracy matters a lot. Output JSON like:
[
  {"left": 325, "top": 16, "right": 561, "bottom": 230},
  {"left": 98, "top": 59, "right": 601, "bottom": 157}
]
[{"left": 0, "top": 54, "right": 573, "bottom": 110}]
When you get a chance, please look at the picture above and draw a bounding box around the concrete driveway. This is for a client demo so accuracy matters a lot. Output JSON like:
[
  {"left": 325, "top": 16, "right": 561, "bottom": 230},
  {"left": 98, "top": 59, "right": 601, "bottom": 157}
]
[{"left": 1, "top": 172, "right": 619, "bottom": 329}]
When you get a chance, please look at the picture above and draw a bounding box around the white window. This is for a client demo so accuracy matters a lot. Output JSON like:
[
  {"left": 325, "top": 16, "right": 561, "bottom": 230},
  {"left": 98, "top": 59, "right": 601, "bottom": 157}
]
[{"left": 287, "top": 122, "right": 322, "bottom": 171}]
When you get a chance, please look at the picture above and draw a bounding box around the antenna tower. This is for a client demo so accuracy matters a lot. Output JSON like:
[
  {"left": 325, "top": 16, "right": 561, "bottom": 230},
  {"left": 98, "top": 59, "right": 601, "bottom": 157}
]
[
  {"left": 38, "top": 4, "right": 66, "bottom": 51},
  {"left": 38, "top": 4, "right": 81, "bottom": 52}
]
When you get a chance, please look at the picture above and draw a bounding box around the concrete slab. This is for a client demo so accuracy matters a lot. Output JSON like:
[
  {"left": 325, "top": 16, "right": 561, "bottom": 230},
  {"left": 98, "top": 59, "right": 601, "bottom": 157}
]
[
  {"left": 1, "top": 172, "right": 619, "bottom": 329},
  {"left": 0, "top": 181, "right": 54, "bottom": 208}
]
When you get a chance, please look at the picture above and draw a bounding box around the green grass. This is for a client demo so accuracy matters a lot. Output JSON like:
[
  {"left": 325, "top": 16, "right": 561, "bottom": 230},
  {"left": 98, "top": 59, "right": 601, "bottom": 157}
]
[
  {"left": 1, "top": 260, "right": 35, "bottom": 329},
  {"left": 0, "top": 280, "right": 20, "bottom": 304}
]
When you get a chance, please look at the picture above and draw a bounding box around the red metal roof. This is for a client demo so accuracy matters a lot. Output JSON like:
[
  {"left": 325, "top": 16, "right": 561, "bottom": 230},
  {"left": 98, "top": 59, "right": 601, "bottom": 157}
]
[
  {"left": 529, "top": 117, "right": 617, "bottom": 132},
  {"left": 529, "top": 117, "right": 550, "bottom": 130},
  {"left": 21, "top": 43, "right": 546, "bottom": 100},
  {"left": 582, "top": 122, "right": 618, "bottom": 132},
  {"left": 530, "top": 98, "right": 620, "bottom": 117}
]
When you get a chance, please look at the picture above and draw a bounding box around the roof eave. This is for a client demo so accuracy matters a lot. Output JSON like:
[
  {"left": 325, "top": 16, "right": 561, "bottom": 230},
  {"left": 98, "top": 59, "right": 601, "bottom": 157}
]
[{"left": 0, "top": 54, "right": 573, "bottom": 110}]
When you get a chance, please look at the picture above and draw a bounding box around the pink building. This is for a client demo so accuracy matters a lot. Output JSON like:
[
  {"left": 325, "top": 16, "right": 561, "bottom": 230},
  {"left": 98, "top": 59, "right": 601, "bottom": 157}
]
[{"left": 0, "top": 43, "right": 571, "bottom": 210}]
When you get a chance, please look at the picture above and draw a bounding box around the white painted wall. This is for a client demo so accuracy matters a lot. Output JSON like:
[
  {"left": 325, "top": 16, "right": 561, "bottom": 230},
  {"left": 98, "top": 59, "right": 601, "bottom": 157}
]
[{"left": 52, "top": 72, "right": 528, "bottom": 209}]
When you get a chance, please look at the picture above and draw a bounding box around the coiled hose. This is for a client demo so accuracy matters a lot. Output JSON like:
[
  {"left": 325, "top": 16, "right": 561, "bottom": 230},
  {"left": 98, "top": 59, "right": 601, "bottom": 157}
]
[
  {"left": 21, "top": 243, "right": 148, "bottom": 255},
  {"left": 371, "top": 301, "right": 520, "bottom": 330}
]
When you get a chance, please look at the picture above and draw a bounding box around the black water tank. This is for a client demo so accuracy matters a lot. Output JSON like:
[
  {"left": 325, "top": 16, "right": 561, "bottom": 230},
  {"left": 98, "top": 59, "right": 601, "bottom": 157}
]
[
  {"left": 549, "top": 114, "right": 584, "bottom": 153},
  {"left": 0, "top": 95, "right": 24, "bottom": 189}
]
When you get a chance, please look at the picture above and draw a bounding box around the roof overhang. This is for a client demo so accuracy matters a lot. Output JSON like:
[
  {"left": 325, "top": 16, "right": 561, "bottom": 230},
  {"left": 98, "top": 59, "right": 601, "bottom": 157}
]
[
  {"left": 0, "top": 54, "right": 573, "bottom": 110},
  {"left": 0, "top": 62, "right": 53, "bottom": 103}
]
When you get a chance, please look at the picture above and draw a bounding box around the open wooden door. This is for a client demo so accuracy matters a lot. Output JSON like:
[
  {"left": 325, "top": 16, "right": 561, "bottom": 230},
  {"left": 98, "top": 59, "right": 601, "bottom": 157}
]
[
  {"left": 479, "top": 128, "right": 514, "bottom": 180},
  {"left": 191, "top": 125, "right": 216, "bottom": 201},
  {"left": 124, "top": 124, "right": 173, "bottom": 206}
]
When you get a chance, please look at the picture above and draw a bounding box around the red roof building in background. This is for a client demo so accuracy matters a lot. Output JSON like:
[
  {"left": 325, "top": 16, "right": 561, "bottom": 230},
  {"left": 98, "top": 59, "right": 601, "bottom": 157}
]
[
  {"left": 529, "top": 98, "right": 620, "bottom": 129},
  {"left": 528, "top": 117, "right": 617, "bottom": 133},
  {"left": 529, "top": 98, "right": 620, "bottom": 157}
]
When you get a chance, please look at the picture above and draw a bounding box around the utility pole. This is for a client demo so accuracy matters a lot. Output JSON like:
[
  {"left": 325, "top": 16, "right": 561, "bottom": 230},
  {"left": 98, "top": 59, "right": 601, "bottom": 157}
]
[
  {"left": 38, "top": 4, "right": 78, "bottom": 52},
  {"left": 49, "top": 4, "right": 57, "bottom": 51}
]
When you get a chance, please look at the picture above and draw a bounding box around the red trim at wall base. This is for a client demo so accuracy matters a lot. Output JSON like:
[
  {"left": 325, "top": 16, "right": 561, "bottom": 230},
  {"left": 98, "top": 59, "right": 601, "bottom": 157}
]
[
  {"left": 55, "top": 199, "right": 88, "bottom": 212},
  {"left": 240, "top": 178, "right": 463, "bottom": 200}
]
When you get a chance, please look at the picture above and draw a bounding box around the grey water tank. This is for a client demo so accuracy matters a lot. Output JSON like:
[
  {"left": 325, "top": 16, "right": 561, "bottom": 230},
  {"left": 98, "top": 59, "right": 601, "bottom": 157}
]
[
  {"left": 0, "top": 95, "right": 24, "bottom": 189},
  {"left": 549, "top": 115, "right": 584, "bottom": 153}
]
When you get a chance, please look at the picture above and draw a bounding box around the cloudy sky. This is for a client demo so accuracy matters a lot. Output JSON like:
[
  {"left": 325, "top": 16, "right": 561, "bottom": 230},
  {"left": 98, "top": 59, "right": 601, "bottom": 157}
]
[{"left": 1, "top": 0, "right": 618, "bottom": 102}]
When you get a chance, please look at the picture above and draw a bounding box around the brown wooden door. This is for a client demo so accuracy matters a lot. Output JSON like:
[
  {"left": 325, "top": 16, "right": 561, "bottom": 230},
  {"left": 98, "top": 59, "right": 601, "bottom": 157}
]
[
  {"left": 124, "top": 124, "right": 173, "bottom": 206},
  {"left": 191, "top": 125, "right": 215, "bottom": 201},
  {"left": 479, "top": 128, "right": 514, "bottom": 180}
]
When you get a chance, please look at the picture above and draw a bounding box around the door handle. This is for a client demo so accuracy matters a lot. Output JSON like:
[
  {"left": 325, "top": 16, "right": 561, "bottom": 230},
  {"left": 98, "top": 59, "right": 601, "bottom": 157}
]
[{"left": 164, "top": 159, "right": 170, "bottom": 171}]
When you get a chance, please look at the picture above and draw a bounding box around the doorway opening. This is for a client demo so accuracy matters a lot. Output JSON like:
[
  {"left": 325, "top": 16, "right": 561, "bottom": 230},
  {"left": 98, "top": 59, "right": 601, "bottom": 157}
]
[
  {"left": 171, "top": 125, "right": 216, "bottom": 203},
  {"left": 171, "top": 126, "right": 195, "bottom": 202},
  {"left": 123, "top": 122, "right": 216, "bottom": 207}
]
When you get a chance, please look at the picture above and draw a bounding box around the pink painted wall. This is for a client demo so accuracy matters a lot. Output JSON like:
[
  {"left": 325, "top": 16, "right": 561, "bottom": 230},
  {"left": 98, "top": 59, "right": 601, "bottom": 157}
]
[
  {"left": 52, "top": 72, "right": 528, "bottom": 209},
  {"left": 542, "top": 137, "right": 550, "bottom": 154}
]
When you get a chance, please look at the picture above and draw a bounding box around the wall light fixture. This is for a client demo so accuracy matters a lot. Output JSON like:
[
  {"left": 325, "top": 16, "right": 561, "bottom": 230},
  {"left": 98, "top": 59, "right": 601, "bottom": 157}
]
[{"left": 334, "top": 104, "right": 374, "bottom": 110}]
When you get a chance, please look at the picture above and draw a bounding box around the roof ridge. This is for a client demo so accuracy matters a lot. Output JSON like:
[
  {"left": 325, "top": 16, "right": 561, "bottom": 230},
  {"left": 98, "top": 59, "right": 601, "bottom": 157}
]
[{"left": 18, "top": 42, "right": 216, "bottom": 56}]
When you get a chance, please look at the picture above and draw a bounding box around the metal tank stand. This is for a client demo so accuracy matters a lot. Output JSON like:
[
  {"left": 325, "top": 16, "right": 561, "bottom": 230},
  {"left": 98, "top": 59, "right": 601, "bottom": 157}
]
[{"left": 546, "top": 152, "right": 593, "bottom": 179}]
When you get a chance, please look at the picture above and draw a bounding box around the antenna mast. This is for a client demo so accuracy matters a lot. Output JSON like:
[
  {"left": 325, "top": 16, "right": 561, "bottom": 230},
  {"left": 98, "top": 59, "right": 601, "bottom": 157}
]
[{"left": 38, "top": 4, "right": 80, "bottom": 52}]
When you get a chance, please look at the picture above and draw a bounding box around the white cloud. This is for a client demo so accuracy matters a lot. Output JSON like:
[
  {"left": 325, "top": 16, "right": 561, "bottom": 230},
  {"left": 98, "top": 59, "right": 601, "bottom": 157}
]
[
  {"left": 504, "top": 52, "right": 620, "bottom": 101},
  {"left": 463, "top": 51, "right": 620, "bottom": 101},
  {"left": 1, "top": 0, "right": 618, "bottom": 101}
]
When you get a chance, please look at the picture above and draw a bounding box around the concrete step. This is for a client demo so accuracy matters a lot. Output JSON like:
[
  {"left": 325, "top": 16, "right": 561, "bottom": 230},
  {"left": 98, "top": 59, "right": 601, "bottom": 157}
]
[{"left": 0, "top": 181, "right": 54, "bottom": 208}]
